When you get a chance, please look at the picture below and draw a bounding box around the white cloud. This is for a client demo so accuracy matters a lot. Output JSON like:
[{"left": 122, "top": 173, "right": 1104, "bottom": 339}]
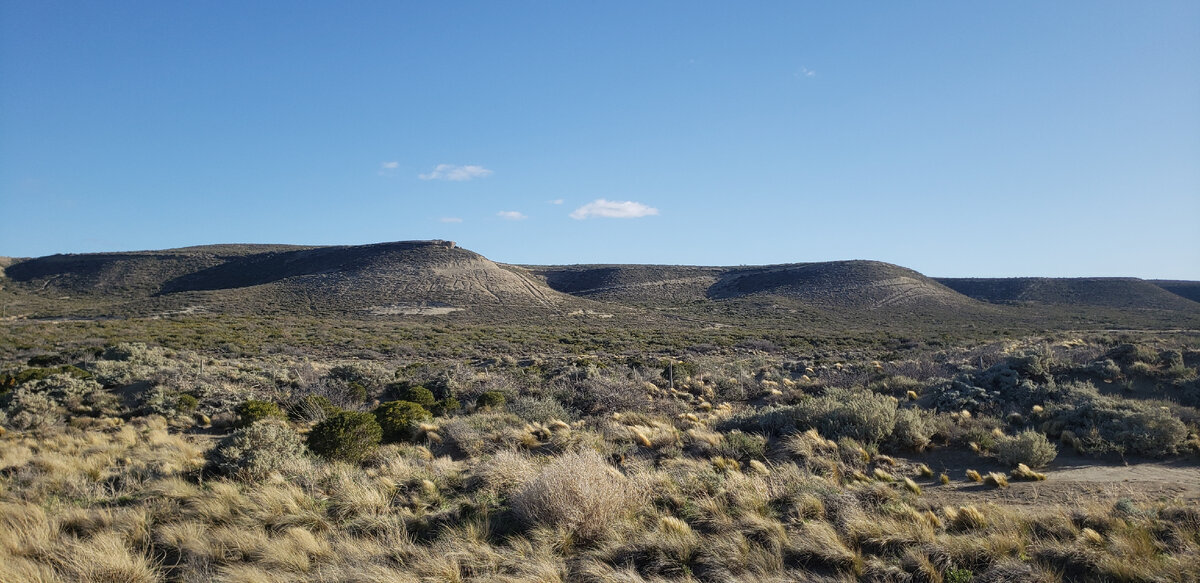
[
  {"left": 569, "top": 199, "right": 659, "bottom": 220},
  {"left": 380, "top": 161, "right": 399, "bottom": 169},
  {"left": 548, "top": 198, "right": 564, "bottom": 205},
  {"left": 797, "top": 66, "right": 816, "bottom": 78},
  {"left": 497, "top": 210, "right": 527, "bottom": 220},
  {"left": 419, "top": 164, "right": 493, "bottom": 181},
  {"left": 439, "top": 217, "right": 463, "bottom": 223}
]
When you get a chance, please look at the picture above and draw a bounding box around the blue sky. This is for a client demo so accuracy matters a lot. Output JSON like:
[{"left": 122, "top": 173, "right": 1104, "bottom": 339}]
[{"left": 2, "top": 2, "right": 1197, "bottom": 278}]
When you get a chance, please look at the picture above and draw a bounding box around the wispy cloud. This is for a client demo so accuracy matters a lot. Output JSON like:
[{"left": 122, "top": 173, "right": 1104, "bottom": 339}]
[
  {"left": 439, "top": 217, "right": 463, "bottom": 223},
  {"left": 378, "top": 161, "right": 400, "bottom": 176},
  {"left": 797, "top": 66, "right": 816, "bottom": 78},
  {"left": 548, "top": 198, "right": 564, "bottom": 205},
  {"left": 419, "top": 164, "right": 493, "bottom": 181},
  {"left": 569, "top": 199, "right": 659, "bottom": 220},
  {"left": 497, "top": 210, "right": 527, "bottom": 220}
]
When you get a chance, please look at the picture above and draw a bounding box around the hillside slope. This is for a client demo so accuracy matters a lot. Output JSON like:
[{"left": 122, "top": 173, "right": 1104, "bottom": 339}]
[
  {"left": 710, "top": 261, "right": 975, "bottom": 310},
  {"left": 937, "top": 277, "right": 1200, "bottom": 311},
  {"left": 3, "top": 243, "right": 1197, "bottom": 327},
  {"left": 2, "top": 241, "right": 572, "bottom": 316},
  {"left": 531, "top": 260, "right": 977, "bottom": 312},
  {"left": 526, "top": 265, "right": 722, "bottom": 305},
  {"left": 1151, "top": 280, "right": 1200, "bottom": 304},
  {"left": 3, "top": 244, "right": 314, "bottom": 296}
]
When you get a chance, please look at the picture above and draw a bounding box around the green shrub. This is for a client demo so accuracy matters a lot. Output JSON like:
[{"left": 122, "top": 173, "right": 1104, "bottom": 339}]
[
  {"left": 27, "top": 354, "right": 65, "bottom": 367},
  {"left": 1108, "top": 344, "right": 1159, "bottom": 368},
  {"left": 1160, "top": 350, "right": 1184, "bottom": 369},
  {"left": 866, "top": 375, "right": 922, "bottom": 398},
  {"left": 719, "top": 430, "right": 768, "bottom": 461},
  {"left": 307, "top": 410, "right": 382, "bottom": 463},
  {"left": 509, "top": 396, "right": 574, "bottom": 423},
  {"left": 8, "top": 365, "right": 90, "bottom": 386},
  {"left": 397, "top": 386, "right": 437, "bottom": 408},
  {"left": 2, "top": 386, "right": 58, "bottom": 430},
  {"left": 0, "top": 373, "right": 107, "bottom": 429},
  {"left": 175, "top": 393, "right": 199, "bottom": 415},
  {"left": 209, "top": 419, "right": 307, "bottom": 481},
  {"left": 325, "top": 362, "right": 390, "bottom": 404},
  {"left": 1044, "top": 391, "right": 1188, "bottom": 457},
  {"left": 373, "top": 400, "right": 431, "bottom": 442},
  {"left": 795, "top": 388, "right": 898, "bottom": 444},
  {"left": 1085, "top": 359, "right": 1122, "bottom": 381},
  {"left": 890, "top": 407, "right": 934, "bottom": 452},
  {"left": 234, "top": 399, "right": 285, "bottom": 428},
  {"left": 994, "top": 429, "right": 1057, "bottom": 468},
  {"left": 720, "top": 388, "right": 899, "bottom": 444},
  {"left": 430, "top": 396, "right": 461, "bottom": 417},
  {"left": 476, "top": 391, "right": 507, "bottom": 410},
  {"left": 661, "top": 360, "right": 700, "bottom": 381},
  {"left": 944, "top": 567, "right": 973, "bottom": 583}
]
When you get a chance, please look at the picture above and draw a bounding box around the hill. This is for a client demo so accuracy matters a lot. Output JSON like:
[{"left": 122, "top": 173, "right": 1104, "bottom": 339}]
[
  {"left": 710, "top": 261, "right": 974, "bottom": 310},
  {"left": 936, "top": 277, "right": 1200, "bottom": 311},
  {"left": 530, "top": 260, "right": 977, "bottom": 312},
  {"left": 3, "top": 242, "right": 1198, "bottom": 329},
  {"left": 2, "top": 241, "right": 571, "bottom": 316},
  {"left": 2, "top": 244, "right": 315, "bottom": 296},
  {"left": 1151, "top": 280, "right": 1200, "bottom": 304},
  {"left": 526, "top": 264, "right": 722, "bottom": 305}
]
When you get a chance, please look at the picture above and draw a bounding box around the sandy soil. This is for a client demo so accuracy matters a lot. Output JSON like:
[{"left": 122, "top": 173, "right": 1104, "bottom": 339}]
[{"left": 903, "top": 451, "right": 1200, "bottom": 507}]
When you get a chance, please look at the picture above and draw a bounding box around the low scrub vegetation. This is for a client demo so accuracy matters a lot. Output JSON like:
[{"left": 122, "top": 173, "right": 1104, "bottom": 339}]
[{"left": 0, "top": 328, "right": 1198, "bottom": 582}]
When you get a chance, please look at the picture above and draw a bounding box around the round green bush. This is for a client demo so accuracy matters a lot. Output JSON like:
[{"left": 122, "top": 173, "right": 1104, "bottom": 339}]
[
  {"left": 307, "top": 410, "right": 382, "bottom": 463},
  {"left": 398, "top": 386, "right": 437, "bottom": 408},
  {"left": 476, "top": 391, "right": 507, "bottom": 410},
  {"left": 430, "top": 396, "right": 461, "bottom": 417},
  {"left": 235, "top": 399, "right": 285, "bottom": 428},
  {"left": 175, "top": 393, "right": 200, "bottom": 415},
  {"left": 994, "top": 429, "right": 1057, "bottom": 468},
  {"left": 373, "top": 400, "right": 431, "bottom": 442},
  {"left": 209, "top": 419, "right": 306, "bottom": 481}
]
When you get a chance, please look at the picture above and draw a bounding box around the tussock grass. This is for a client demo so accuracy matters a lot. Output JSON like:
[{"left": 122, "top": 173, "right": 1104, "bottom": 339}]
[
  {"left": 983, "top": 472, "right": 1010, "bottom": 488},
  {"left": 511, "top": 450, "right": 639, "bottom": 540},
  {"left": 1010, "top": 462, "right": 1047, "bottom": 481}
]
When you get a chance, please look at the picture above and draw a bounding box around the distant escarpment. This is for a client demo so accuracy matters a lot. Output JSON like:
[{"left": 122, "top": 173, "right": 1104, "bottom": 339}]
[
  {"left": 3, "top": 241, "right": 568, "bottom": 315},
  {"left": 3, "top": 242, "right": 1197, "bottom": 327},
  {"left": 1151, "top": 280, "right": 1200, "bottom": 305},
  {"left": 937, "top": 277, "right": 1200, "bottom": 311},
  {"left": 531, "top": 260, "right": 974, "bottom": 311}
]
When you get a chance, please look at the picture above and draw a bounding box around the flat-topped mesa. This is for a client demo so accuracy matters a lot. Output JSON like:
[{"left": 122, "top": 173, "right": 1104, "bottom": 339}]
[
  {"left": 365, "top": 239, "right": 457, "bottom": 250},
  {"left": 937, "top": 277, "right": 1200, "bottom": 310}
]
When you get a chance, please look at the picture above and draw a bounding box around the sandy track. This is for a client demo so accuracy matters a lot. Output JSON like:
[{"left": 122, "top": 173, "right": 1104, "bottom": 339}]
[{"left": 908, "top": 452, "right": 1200, "bottom": 507}]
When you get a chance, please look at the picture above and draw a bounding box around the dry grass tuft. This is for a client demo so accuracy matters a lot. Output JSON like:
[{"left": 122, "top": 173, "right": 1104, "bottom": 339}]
[
  {"left": 983, "top": 472, "right": 1009, "bottom": 488},
  {"left": 945, "top": 505, "right": 988, "bottom": 531},
  {"left": 55, "top": 532, "right": 161, "bottom": 583},
  {"left": 511, "top": 450, "right": 638, "bottom": 540},
  {"left": 902, "top": 477, "right": 922, "bottom": 495},
  {"left": 965, "top": 469, "right": 982, "bottom": 483},
  {"left": 1011, "top": 463, "right": 1047, "bottom": 481}
]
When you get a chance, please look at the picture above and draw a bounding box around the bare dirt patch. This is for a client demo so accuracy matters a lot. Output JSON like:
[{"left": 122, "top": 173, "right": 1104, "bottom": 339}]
[
  {"left": 368, "top": 305, "right": 464, "bottom": 315},
  {"left": 903, "top": 451, "right": 1200, "bottom": 507}
]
